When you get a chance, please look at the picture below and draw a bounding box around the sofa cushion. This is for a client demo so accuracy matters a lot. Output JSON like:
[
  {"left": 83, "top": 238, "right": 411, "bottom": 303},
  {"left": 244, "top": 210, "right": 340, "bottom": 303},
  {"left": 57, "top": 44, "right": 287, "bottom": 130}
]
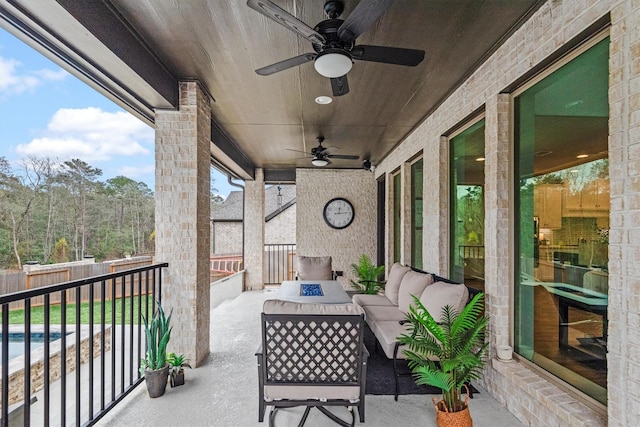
[
  {"left": 364, "top": 306, "right": 406, "bottom": 323},
  {"left": 397, "top": 271, "right": 434, "bottom": 313},
  {"left": 372, "top": 320, "right": 411, "bottom": 359},
  {"left": 418, "top": 281, "right": 469, "bottom": 320},
  {"left": 297, "top": 255, "right": 333, "bottom": 280},
  {"left": 352, "top": 293, "right": 396, "bottom": 308},
  {"left": 385, "top": 263, "right": 411, "bottom": 305}
]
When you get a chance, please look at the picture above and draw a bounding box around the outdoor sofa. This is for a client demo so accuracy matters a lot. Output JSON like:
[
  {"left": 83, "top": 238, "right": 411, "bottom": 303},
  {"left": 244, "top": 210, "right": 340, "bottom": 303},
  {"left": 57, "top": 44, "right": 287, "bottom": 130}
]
[{"left": 352, "top": 263, "right": 478, "bottom": 400}]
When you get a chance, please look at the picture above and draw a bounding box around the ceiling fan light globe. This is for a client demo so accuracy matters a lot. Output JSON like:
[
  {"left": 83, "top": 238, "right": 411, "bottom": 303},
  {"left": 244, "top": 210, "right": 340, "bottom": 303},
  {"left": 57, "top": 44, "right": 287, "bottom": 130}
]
[
  {"left": 312, "top": 157, "right": 329, "bottom": 167},
  {"left": 314, "top": 51, "right": 352, "bottom": 78}
]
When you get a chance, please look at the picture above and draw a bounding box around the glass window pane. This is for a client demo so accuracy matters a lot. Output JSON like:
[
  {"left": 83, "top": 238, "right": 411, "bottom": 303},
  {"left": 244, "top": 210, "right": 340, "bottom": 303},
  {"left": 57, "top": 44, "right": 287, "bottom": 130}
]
[
  {"left": 393, "top": 173, "right": 401, "bottom": 263},
  {"left": 411, "top": 159, "right": 423, "bottom": 269},
  {"left": 515, "top": 37, "right": 609, "bottom": 404},
  {"left": 450, "top": 120, "right": 485, "bottom": 291}
]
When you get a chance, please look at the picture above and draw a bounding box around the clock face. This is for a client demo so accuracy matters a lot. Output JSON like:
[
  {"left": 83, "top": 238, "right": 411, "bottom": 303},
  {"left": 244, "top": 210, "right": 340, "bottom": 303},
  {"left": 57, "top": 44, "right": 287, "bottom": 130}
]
[{"left": 323, "top": 198, "right": 355, "bottom": 229}]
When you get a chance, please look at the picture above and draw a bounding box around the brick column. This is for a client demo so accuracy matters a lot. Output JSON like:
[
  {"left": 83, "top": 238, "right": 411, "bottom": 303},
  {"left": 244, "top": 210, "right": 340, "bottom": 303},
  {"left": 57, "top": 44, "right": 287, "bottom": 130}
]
[
  {"left": 244, "top": 168, "right": 265, "bottom": 290},
  {"left": 608, "top": 4, "right": 640, "bottom": 425},
  {"left": 155, "top": 81, "right": 211, "bottom": 366},
  {"left": 484, "top": 93, "right": 512, "bottom": 354}
]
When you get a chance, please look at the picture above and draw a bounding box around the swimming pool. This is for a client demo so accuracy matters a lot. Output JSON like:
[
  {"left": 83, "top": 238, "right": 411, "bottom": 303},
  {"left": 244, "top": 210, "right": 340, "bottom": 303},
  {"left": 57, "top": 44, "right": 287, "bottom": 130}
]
[{"left": 0, "top": 332, "right": 63, "bottom": 363}]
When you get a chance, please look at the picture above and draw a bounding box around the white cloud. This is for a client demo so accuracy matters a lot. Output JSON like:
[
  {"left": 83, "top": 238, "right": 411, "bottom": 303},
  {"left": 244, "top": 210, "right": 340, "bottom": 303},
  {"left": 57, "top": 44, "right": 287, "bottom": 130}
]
[
  {"left": 118, "top": 164, "right": 155, "bottom": 180},
  {"left": 16, "top": 107, "right": 153, "bottom": 162},
  {"left": 0, "top": 55, "right": 68, "bottom": 97}
]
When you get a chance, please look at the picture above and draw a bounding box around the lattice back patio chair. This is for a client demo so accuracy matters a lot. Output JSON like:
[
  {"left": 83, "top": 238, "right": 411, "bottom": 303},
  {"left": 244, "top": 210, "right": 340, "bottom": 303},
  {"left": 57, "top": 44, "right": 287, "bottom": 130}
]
[{"left": 257, "top": 299, "right": 369, "bottom": 426}]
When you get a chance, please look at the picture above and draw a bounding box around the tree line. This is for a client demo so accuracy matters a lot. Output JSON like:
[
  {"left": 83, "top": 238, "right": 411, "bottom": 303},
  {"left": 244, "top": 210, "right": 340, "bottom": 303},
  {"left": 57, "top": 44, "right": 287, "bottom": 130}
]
[{"left": 0, "top": 156, "right": 155, "bottom": 270}]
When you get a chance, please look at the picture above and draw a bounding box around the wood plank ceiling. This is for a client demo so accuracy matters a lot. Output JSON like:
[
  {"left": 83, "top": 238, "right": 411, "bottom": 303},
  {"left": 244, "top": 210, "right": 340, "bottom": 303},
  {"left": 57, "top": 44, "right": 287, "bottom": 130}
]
[{"left": 1, "top": 0, "right": 544, "bottom": 178}]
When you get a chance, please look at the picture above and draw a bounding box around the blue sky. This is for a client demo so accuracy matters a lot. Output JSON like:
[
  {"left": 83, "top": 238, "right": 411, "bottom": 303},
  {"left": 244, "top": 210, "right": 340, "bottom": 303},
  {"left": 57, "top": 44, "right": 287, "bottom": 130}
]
[{"left": 0, "top": 29, "right": 234, "bottom": 199}]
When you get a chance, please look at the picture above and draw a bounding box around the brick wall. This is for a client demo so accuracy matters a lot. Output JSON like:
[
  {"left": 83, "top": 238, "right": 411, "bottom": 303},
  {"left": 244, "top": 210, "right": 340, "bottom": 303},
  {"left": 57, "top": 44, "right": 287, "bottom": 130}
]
[
  {"left": 265, "top": 204, "right": 296, "bottom": 244},
  {"left": 296, "top": 169, "right": 377, "bottom": 288},
  {"left": 375, "top": 0, "right": 639, "bottom": 425},
  {"left": 213, "top": 222, "right": 243, "bottom": 255}
]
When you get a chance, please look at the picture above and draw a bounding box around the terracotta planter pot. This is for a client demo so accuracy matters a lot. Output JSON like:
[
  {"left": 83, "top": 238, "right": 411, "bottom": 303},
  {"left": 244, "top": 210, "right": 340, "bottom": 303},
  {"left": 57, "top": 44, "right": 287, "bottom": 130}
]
[
  {"left": 432, "top": 386, "right": 473, "bottom": 427},
  {"left": 145, "top": 365, "right": 169, "bottom": 398}
]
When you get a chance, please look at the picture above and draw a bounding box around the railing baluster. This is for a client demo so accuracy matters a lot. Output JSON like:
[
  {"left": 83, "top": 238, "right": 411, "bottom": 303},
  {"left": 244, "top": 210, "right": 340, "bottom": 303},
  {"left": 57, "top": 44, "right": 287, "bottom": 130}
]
[
  {"left": 60, "top": 290, "right": 66, "bottom": 427},
  {"left": 100, "top": 279, "right": 106, "bottom": 411},
  {"left": 44, "top": 295, "right": 50, "bottom": 427},
  {"left": 2, "top": 303, "right": 9, "bottom": 427},
  {"left": 120, "top": 276, "right": 126, "bottom": 393},
  {"left": 129, "top": 273, "right": 135, "bottom": 385},
  {"left": 24, "top": 298, "right": 31, "bottom": 425},
  {"left": 111, "top": 277, "right": 116, "bottom": 402},
  {"left": 89, "top": 281, "right": 95, "bottom": 421},
  {"left": 75, "top": 287, "right": 81, "bottom": 425}
]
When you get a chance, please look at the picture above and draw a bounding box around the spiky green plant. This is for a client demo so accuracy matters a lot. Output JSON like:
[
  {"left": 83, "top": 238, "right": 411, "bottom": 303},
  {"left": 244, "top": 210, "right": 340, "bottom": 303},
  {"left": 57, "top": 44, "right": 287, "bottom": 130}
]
[
  {"left": 398, "top": 292, "right": 488, "bottom": 413},
  {"left": 140, "top": 302, "right": 173, "bottom": 374},
  {"left": 167, "top": 352, "right": 192, "bottom": 377},
  {"left": 350, "top": 254, "right": 386, "bottom": 294}
]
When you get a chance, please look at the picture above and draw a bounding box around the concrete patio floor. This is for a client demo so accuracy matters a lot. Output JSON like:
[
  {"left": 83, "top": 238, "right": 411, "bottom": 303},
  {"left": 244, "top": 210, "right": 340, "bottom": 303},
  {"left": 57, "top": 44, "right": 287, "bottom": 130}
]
[{"left": 96, "top": 289, "right": 523, "bottom": 427}]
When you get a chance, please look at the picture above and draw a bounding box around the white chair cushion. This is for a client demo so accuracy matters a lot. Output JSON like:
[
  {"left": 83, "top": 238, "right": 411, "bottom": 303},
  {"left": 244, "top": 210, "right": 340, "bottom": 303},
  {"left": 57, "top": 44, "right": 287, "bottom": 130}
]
[{"left": 297, "top": 255, "right": 333, "bottom": 280}]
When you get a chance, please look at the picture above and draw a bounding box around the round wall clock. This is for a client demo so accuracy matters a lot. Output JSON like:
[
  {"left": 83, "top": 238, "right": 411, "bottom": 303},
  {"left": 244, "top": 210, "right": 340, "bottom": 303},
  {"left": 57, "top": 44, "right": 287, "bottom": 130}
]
[{"left": 323, "top": 197, "right": 355, "bottom": 229}]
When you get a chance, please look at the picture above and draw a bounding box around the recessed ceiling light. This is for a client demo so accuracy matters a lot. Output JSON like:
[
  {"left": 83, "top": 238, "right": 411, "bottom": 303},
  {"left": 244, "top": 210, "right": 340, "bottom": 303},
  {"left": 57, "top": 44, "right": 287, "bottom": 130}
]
[
  {"left": 576, "top": 154, "right": 589, "bottom": 159},
  {"left": 475, "top": 157, "right": 485, "bottom": 162},
  {"left": 315, "top": 96, "right": 332, "bottom": 105}
]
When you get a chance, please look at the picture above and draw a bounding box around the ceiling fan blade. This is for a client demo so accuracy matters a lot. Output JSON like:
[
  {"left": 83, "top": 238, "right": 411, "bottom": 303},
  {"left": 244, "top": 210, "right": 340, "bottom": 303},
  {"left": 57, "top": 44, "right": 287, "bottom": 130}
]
[
  {"left": 328, "top": 154, "right": 360, "bottom": 160},
  {"left": 285, "top": 148, "right": 313, "bottom": 156},
  {"left": 247, "top": 0, "right": 326, "bottom": 45},
  {"left": 351, "top": 44, "right": 425, "bottom": 66},
  {"left": 337, "top": 0, "right": 394, "bottom": 42},
  {"left": 256, "top": 53, "right": 316, "bottom": 75},
  {"left": 331, "top": 75, "right": 350, "bottom": 97}
]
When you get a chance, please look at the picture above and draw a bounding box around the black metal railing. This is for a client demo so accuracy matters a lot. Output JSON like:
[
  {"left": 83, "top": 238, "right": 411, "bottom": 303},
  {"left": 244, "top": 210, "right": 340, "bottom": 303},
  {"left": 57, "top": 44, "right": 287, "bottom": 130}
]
[
  {"left": 264, "top": 244, "right": 296, "bottom": 285},
  {"left": 0, "top": 262, "right": 168, "bottom": 427}
]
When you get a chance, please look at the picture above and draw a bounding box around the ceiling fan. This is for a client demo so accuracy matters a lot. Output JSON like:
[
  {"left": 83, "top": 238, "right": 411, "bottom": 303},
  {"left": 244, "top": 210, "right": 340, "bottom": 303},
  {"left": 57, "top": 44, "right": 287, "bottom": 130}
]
[
  {"left": 288, "top": 136, "right": 360, "bottom": 167},
  {"left": 247, "top": 0, "right": 425, "bottom": 96}
]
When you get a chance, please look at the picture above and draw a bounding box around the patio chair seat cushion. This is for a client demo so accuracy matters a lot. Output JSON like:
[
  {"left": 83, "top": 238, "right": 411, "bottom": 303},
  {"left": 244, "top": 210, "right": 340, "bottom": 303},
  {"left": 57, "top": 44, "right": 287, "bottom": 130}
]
[
  {"left": 297, "top": 255, "right": 333, "bottom": 280},
  {"left": 352, "top": 294, "right": 396, "bottom": 307},
  {"left": 264, "top": 385, "right": 361, "bottom": 401},
  {"left": 263, "top": 299, "right": 364, "bottom": 315}
]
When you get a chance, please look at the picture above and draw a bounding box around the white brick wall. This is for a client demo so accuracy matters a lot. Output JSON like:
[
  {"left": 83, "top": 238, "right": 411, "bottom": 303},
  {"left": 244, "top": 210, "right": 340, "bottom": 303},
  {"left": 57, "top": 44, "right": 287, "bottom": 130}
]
[
  {"left": 296, "top": 169, "right": 377, "bottom": 288},
  {"left": 375, "top": 1, "right": 639, "bottom": 425},
  {"left": 265, "top": 203, "right": 296, "bottom": 244},
  {"left": 213, "top": 222, "right": 243, "bottom": 255}
]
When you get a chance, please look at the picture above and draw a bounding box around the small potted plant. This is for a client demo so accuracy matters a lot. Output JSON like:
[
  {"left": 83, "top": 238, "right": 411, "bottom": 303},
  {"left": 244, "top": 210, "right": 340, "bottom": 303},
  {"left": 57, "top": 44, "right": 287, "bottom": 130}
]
[
  {"left": 167, "top": 352, "right": 192, "bottom": 387},
  {"left": 398, "top": 292, "right": 488, "bottom": 427},
  {"left": 140, "top": 302, "right": 173, "bottom": 398},
  {"left": 350, "top": 254, "right": 386, "bottom": 294}
]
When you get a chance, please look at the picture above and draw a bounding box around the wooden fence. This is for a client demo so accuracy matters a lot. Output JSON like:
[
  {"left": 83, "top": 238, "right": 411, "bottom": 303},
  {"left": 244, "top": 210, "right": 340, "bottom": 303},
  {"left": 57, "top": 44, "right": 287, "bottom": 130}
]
[{"left": 0, "top": 257, "right": 154, "bottom": 310}]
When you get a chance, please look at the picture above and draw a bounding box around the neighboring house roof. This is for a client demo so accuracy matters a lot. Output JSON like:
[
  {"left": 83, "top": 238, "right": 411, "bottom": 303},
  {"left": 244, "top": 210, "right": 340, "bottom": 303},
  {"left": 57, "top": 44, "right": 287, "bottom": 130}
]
[{"left": 211, "top": 185, "right": 295, "bottom": 222}]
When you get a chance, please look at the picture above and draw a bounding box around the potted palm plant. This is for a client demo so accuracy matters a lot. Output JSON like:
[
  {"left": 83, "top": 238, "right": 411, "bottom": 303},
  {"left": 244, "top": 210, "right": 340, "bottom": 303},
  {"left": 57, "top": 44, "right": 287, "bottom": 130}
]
[
  {"left": 398, "top": 292, "right": 488, "bottom": 427},
  {"left": 350, "top": 254, "right": 386, "bottom": 294},
  {"left": 167, "top": 352, "right": 192, "bottom": 387},
  {"left": 140, "top": 302, "right": 173, "bottom": 398}
]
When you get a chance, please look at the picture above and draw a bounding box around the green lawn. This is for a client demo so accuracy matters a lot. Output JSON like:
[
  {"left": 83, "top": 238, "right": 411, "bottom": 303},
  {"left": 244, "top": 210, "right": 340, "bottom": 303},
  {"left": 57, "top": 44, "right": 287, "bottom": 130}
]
[{"left": 3, "top": 295, "right": 155, "bottom": 325}]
